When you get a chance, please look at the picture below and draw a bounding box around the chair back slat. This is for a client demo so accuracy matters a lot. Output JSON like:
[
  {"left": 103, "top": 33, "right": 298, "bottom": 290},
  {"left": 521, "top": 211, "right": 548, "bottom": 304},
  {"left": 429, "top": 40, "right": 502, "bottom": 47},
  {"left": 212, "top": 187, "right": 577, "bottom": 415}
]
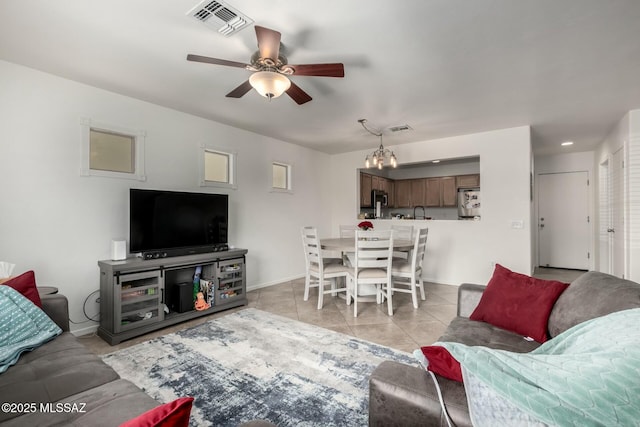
[
  {"left": 411, "top": 228, "right": 429, "bottom": 271},
  {"left": 302, "top": 226, "right": 324, "bottom": 274}
]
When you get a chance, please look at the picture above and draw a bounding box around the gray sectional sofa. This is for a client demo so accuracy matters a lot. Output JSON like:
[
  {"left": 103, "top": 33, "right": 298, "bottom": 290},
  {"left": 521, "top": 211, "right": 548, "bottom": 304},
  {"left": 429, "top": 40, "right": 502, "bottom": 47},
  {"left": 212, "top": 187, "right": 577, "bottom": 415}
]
[
  {"left": 0, "top": 293, "right": 159, "bottom": 426},
  {"left": 369, "top": 271, "right": 640, "bottom": 427}
]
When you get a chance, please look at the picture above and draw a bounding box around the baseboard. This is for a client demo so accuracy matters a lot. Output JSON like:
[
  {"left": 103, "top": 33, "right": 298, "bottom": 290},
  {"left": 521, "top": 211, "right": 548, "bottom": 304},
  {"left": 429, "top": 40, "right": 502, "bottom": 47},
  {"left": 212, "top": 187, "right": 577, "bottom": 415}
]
[
  {"left": 71, "top": 323, "right": 98, "bottom": 337},
  {"left": 246, "top": 274, "right": 305, "bottom": 292}
]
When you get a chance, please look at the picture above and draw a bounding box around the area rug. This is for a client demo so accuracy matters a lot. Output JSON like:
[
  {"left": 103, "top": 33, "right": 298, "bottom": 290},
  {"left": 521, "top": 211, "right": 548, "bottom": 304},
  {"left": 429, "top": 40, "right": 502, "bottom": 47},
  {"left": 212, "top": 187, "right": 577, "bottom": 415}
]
[{"left": 102, "top": 308, "right": 417, "bottom": 427}]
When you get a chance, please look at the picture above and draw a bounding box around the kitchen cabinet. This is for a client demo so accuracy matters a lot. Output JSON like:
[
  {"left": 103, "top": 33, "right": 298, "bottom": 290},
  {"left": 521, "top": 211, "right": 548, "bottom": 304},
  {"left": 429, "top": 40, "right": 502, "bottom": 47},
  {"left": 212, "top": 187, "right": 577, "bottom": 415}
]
[
  {"left": 410, "top": 179, "right": 426, "bottom": 207},
  {"left": 425, "top": 177, "right": 457, "bottom": 207},
  {"left": 387, "top": 180, "right": 395, "bottom": 207},
  {"left": 456, "top": 174, "right": 480, "bottom": 188},
  {"left": 395, "top": 179, "right": 412, "bottom": 208},
  {"left": 425, "top": 178, "right": 441, "bottom": 207},
  {"left": 371, "top": 175, "right": 381, "bottom": 191},
  {"left": 361, "top": 173, "right": 372, "bottom": 207},
  {"left": 441, "top": 176, "right": 457, "bottom": 207}
]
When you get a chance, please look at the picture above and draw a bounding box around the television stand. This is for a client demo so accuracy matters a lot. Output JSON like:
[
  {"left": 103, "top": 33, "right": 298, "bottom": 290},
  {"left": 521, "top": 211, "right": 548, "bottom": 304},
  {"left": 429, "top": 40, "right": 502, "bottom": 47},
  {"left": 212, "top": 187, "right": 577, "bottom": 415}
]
[{"left": 97, "top": 249, "right": 248, "bottom": 345}]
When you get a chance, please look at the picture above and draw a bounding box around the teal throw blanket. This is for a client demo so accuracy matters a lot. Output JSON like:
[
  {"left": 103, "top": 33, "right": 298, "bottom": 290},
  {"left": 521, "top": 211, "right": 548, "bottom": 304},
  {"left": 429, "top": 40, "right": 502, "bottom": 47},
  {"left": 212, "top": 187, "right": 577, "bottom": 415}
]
[
  {"left": 0, "top": 286, "right": 62, "bottom": 373},
  {"left": 440, "top": 308, "right": 640, "bottom": 427}
]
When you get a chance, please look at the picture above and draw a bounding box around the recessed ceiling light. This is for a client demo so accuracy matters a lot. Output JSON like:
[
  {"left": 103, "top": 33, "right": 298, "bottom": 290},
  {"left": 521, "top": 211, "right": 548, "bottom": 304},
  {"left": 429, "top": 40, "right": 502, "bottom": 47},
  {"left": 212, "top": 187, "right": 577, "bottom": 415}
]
[
  {"left": 561, "top": 141, "right": 574, "bottom": 146},
  {"left": 432, "top": 160, "right": 441, "bottom": 163}
]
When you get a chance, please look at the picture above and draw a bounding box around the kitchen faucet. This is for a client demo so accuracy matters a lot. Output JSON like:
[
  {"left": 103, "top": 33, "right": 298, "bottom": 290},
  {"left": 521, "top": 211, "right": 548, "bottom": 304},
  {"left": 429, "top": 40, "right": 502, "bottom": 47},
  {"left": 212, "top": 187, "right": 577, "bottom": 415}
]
[{"left": 413, "top": 206, "right": 426, "bottom": 220}]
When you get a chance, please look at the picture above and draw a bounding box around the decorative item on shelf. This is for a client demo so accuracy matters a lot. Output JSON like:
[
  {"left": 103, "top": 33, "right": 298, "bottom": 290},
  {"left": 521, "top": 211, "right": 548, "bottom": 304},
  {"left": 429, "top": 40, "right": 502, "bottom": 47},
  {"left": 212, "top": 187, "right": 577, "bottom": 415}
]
[
  {"left": 193, "top": 265, "right": 202, "bottom": 303},
  {"left": 358, "top": 221, "right": 374, "bottom": 231},
  {"left": 359, "top": 119, "right": 398, "bottom": 169},
  {"left": 200, "top": 278, "right": 213, "bottom": 306},
  {"left": 194, "top": 292, "right": 210, "bottom": 311}
]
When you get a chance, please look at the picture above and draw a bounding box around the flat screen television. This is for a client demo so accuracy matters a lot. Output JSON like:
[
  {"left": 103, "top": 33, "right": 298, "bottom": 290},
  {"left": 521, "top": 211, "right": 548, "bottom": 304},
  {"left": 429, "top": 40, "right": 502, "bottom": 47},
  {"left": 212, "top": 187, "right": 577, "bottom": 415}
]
[{"left": 130, "top": 189, "right": 228, "bottom": 258}]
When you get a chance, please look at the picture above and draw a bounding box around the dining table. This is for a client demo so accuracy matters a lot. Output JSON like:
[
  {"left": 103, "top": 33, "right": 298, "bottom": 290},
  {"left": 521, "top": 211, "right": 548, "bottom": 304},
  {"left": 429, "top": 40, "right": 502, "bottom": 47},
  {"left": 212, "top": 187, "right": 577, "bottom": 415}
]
[
  {"left": 320, "top": 237, "right": 414, "bottom": 301},
  {"left": 320, "top": 237, "right": 414, "bottom": 253}
]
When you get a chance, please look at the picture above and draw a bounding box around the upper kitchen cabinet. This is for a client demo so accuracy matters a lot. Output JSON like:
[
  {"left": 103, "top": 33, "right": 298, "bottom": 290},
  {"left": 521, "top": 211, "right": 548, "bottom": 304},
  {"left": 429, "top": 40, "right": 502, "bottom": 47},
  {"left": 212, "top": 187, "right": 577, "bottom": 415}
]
[
  {"left": 425, "top": 178, "right": 440, "bottom": 207},
  {"left": 360, "top": 172, "right": 372, "bottom": 207},
  {"left": 456, "top": 174, "right": 480, "bottom": 188},
  {"left": 387, "top": 180, "right": 395, "bottom": 207},
  {"left": 425, "top": 177, "right": 457, "bottom": 207},
  {"left": 410, "top": 179, "right": 426, "bottom": 207},
  {"left": 395, "top": 179, "right": 412, "bottom": 208},
  {"left": 441, "top": 177, "right": 457, "bottom": 207}
]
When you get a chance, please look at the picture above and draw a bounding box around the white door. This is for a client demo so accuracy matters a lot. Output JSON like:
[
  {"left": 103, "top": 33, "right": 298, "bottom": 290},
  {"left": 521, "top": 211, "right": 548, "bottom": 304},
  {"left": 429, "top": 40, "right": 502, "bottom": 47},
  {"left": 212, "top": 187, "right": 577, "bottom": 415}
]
[
  {"left": 611, "top": 148, "right": 625, "bottom": 278},
  {"left": 538, "top": 172, "right": 590, "bottom": 269}
]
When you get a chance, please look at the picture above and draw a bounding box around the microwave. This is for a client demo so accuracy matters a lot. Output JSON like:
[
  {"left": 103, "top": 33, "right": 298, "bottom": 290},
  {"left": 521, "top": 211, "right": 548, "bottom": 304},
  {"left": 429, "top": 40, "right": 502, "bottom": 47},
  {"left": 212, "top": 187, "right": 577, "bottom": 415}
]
[{"left": 371, "top": 190, "right": 388, "bottom": 207}]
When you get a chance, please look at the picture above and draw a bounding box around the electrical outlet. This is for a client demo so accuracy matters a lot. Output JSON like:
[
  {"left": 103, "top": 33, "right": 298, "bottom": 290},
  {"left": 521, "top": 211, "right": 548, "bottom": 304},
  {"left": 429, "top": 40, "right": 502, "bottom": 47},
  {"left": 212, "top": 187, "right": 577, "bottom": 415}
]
[{"left": 511, "top": 220, "right": 524, "bottom": 229}]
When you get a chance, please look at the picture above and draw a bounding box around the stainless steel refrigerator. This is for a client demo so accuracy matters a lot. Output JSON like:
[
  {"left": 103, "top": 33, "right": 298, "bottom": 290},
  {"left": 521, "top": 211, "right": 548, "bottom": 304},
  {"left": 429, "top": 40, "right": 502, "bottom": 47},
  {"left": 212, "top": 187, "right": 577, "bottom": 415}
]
[{"left": 458, "top": 188, "right": 481, "bottom": 218}]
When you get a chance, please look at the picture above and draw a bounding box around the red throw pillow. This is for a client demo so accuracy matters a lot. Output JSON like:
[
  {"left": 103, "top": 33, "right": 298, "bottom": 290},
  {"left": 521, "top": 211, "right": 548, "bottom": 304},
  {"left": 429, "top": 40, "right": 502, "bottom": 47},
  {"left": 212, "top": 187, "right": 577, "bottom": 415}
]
[
  {"left": 470, "top": 264, "right": 569, "bottom": 343},
  {"left": 1, "top": 270, "right": 42, "bottom": 308},
  {"left": 421, "top": 346, "right": 463, "bottom": 382},
  {"left": 120, "top": 397, "right": 194, "bottom": 427}
]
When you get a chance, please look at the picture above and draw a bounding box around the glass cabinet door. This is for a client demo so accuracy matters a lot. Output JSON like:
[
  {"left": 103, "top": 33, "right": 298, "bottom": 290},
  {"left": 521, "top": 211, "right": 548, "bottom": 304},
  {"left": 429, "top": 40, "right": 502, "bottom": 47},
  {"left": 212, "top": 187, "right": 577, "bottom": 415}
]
[
  {"left": 114, "top": 270, "right": 164, "bottom": 332},
  {"left": 215, "top": 259, "right": 245, "bottom": 305}
]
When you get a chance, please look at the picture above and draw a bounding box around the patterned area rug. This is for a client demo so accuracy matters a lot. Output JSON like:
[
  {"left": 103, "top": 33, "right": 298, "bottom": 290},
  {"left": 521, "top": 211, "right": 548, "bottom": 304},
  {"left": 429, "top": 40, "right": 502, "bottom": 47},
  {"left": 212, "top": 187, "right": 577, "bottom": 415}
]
[{"left": 102, "top": 308, "right": 417, "bottom": 427}]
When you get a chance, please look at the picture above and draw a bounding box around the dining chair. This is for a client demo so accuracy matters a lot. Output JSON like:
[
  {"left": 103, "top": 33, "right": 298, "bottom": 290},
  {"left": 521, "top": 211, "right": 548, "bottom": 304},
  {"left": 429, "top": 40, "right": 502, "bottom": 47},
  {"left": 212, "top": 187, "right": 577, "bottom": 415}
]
[
  {"left": 389, "top": 227, "right": 429, "bottom": 310},
  {"left": 391, "top": 224, "right": 414, "bottom": 260},
  {"left": 339, "top": 224, "right": 359, "bottom": 266},
  {"left": 339, "top": 224, "right": 358, "bottom": 238},
  {"left": 347, "top": 229, "right": 394, "bottom": 317},
  {"left": 301, "top": 226, "right": 350, "bottom": 309}
]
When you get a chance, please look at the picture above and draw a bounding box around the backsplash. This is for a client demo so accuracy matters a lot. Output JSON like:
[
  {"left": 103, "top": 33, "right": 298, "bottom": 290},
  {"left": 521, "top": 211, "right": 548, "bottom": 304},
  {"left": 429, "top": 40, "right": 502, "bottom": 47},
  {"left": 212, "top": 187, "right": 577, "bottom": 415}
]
[{"left": 359, "top": 207, "right": 459, "bottom": 220}]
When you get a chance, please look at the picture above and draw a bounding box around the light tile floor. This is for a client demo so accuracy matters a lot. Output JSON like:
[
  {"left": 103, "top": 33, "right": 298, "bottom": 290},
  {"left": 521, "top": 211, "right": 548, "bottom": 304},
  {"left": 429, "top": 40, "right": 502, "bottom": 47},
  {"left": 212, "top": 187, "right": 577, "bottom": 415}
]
[{"left": 81, "top": 267, "right": 584, "bottom": 355}]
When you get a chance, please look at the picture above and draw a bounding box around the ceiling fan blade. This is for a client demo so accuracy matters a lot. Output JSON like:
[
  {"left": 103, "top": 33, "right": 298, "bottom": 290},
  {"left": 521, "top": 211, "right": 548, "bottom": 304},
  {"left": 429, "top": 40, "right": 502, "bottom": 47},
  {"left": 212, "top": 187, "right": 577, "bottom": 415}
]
[
  {"left": 255, "top": 26, "right": 281, "bottom": 61},
  {"left": 288, "top": 63, "right": 345, "bottom": 77},
  {"left": 226, "top": 80, "right": 253, "bottom": 98},
  {"left": 187, "top": 54, "right": 250, "bottom": 69},
  {"left": 285, "top": 81, "right": 312, "bottom": 105}
]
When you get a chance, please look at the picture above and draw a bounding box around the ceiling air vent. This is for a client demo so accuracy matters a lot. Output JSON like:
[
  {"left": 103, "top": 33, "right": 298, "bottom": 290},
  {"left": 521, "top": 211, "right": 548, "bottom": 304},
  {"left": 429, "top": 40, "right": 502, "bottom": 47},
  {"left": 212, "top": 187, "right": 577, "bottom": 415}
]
[
  {"left": 187, "top": 0, "right": 253, "bottom": 37},
  {"left": 388, "top": 124, "right": 413, "bottom": 133}
]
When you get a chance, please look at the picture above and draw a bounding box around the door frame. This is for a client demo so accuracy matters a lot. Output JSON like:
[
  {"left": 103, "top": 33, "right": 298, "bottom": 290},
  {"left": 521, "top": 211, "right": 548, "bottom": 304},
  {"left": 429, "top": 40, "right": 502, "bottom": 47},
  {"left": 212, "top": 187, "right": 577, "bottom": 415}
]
[
  {"left": 536, "top": 171, "right": 591, "bottom": 270},
  {"left": 598, "top": 157, "right": 612, "bottom": 274}
]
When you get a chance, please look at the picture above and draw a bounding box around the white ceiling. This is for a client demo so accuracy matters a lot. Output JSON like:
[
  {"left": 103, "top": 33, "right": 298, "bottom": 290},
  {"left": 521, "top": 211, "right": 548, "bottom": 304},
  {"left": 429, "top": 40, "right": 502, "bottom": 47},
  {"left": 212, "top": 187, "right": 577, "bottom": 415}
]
[{"left": 2, "top": 0, "right": 640, "bottom": 156}]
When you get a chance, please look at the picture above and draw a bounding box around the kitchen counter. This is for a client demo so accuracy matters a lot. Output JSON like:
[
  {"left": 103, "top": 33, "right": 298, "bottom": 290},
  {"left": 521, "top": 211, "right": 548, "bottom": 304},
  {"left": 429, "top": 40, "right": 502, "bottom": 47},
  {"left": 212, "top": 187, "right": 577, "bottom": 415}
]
[{"left": 359, "top": 217, "right": 481, "bottom": 221}]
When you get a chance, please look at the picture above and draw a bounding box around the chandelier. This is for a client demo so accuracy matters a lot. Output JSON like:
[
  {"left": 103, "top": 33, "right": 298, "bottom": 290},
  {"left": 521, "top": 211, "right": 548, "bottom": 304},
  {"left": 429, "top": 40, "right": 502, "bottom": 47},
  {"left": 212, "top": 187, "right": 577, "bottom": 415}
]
[{"left": 359, "top": 119, "right": 397, "bottom": 169}]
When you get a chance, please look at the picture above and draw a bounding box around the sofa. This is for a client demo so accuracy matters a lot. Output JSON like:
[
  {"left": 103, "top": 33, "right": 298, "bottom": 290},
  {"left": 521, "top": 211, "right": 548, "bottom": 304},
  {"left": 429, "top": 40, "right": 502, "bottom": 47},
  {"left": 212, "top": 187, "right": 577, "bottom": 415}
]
[
  {"left": 0, "top": 291, "right": 279, "bottom": 427},
  {"left": 369, "top": 270, "right": 640, "bottom": 427},
  {"left": 0, "top": 293, "right": 162, "bottom": 426}
]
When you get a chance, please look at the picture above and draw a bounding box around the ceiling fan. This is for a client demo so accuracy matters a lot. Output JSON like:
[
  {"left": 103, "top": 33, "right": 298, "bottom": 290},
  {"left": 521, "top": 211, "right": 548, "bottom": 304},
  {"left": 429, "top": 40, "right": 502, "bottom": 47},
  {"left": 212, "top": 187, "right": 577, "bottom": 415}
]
[{"left": 187, "top": 25, "right": 344, "bottom": 105}]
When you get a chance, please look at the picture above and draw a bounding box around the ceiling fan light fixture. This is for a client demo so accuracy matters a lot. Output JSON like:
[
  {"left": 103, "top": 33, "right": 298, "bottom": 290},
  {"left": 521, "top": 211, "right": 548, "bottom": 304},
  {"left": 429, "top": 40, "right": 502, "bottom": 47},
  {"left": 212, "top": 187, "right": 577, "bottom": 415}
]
[{"left": 249, "top": 71, "right": 291, "bottom": 100}]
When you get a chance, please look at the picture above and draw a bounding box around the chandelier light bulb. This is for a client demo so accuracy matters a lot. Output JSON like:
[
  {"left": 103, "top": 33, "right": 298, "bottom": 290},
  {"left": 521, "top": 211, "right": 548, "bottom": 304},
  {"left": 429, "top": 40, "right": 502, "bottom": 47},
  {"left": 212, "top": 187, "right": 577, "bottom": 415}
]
[{"left": 365, "top": 156, "right": 370, "bottom": 168}]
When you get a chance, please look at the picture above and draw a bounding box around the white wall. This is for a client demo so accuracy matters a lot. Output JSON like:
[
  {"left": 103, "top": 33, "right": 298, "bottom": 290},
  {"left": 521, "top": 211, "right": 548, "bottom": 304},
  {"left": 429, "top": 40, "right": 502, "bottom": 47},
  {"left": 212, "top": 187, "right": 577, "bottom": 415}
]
[
  {"left": 594, "top": 109, "right": 640, "bottom": 282},
  {"left": 0, "top": 60, "right": 333, "bottom": 334},
  {"left": 534, "top": 151, "right": 596, "bottom": 270},
  {"left": 329, "top": 126, "right": 533, "bottom": 286}
]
